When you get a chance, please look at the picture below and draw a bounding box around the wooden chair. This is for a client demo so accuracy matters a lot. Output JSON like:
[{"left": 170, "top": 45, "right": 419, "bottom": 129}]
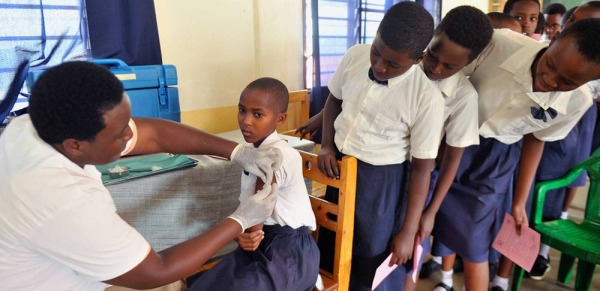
[
  {"left": 299, "top": 151, "right": 357, "bottom": 291},
  {"left": 511, "top": 148, "right": 600, "bottom": 291},
  {"left": 279, "top": 89, "right": 310, "bottom": 136}
]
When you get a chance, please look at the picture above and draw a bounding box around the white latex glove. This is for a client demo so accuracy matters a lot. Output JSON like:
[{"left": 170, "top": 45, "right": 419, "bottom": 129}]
[
  {"left": 228, "top": 184, "right": 279, "bottom": 231},
  {"left": 230, "top": 144, "right": 283, "bottom": 185}
]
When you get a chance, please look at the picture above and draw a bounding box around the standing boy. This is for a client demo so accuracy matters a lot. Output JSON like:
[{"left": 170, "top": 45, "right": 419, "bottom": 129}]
[
  {"left": 318, "top": 2, "right": 444, "bottom": 290},
  {"left": 402, "top": 6, "right": 494, "bottom": 291}
]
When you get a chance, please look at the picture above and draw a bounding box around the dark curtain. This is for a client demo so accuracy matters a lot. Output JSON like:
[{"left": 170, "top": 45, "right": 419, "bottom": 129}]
[{"left": 85, "top": 0, "right": 162, "bottom": 65}]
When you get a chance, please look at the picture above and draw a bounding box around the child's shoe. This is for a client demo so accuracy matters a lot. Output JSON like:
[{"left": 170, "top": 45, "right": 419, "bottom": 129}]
[
  {"left": 527, "top": 255, "right": 551, "bottom": 280},
  {"left": 419, "top": 258, "right": 442, "bottom": 278},
  {"left": 432, "top": 282, "right": 453, "bottom": 291}
]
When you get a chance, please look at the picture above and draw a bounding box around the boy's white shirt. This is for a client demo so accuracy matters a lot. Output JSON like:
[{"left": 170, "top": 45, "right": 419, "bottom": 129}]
[
  {"left": 420, "top": 62, "right": 480, "bottom": 148},
  {"left": 328, "top": 44, "right": 445, "bottom": 165},
  {"left": 587, "top": 79, "right": 600, "bottom": 100},
  {"left": 462, "top": 29, "right": 592, "bottom": 144},
  {"left": 239, "top": 131, "right": 316, "bottom": 230}
]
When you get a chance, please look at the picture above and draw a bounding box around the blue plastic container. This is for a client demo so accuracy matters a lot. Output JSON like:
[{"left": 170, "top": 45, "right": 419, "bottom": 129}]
[{"left": 27, "top": 59, "right": 181, "bottom": 122}]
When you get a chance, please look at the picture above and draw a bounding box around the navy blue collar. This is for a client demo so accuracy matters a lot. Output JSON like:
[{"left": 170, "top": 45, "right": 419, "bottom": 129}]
[{"left": 368, "top": 67, "right": 388, "bottom": 85}]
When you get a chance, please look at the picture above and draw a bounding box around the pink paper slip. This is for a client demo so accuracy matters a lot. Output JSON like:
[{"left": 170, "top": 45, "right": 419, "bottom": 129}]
[
  {"left": 492, "top": 213, "right": 541, "bottom": 272},
  {"left": 372, "top": 253, "right": 398, "bottom": 290},
  {"left": 412, "top": 236, "right": 424, "bottom": 283},
  {"left": 372, "top": 236, "right": 423, "bottom": 290}
]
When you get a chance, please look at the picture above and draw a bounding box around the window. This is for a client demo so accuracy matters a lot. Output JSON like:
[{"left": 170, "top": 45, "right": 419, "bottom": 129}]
[
  {"left": 0, "top": 0, "right": 89, "bottom": 123},
  {"left": 306, "top": 0, "right": 440, "bottom": 115}
]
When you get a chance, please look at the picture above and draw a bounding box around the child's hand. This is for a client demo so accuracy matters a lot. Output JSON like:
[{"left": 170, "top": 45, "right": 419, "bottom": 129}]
[
  {"left": 294, "top": 112, "right": 323, "bottom": 140},
  {"left": 317, "top": 146, "right": 340, "bottom": 179},
  {"left": 512, "top": 204, "right": 529, "bottom": 235},
  {"left": 389, "top": 230, "right": 415, "bottom": 266},
  {"left": 418, "top": 208, "right": 436, "bottom": 240},
  {"left": 236, "top": 229, "right": 265, "bottom": 251}
]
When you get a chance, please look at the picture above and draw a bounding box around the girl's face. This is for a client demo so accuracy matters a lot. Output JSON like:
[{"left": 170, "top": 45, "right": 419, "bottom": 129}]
[
  {"left": 510, "top": 0, "right": 540, "bottom": 37},
  {"left": 533, "top": 37, "right": 599, "bottom": 92}
]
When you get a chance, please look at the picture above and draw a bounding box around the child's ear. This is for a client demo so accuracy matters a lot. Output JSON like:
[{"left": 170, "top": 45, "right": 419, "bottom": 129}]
[
  {"left": 277, "top": 112, "right": 287, "bottom": 125},
  {"left": 412, "top": 52, "right": 425, "bottom": 64}
]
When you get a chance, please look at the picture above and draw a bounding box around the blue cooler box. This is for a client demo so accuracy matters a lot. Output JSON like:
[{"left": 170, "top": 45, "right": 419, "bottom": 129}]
[{"left": 27, "top": 59, "right": 181, "bottom": 122}]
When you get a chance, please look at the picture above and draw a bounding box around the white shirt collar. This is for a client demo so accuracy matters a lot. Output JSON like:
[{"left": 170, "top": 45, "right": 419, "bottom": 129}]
[
  {"left": 257, "top": 130, "right": 281, "bottom": 149},
  {"left": 435, "top": 73, "right": 460, "bottom": 99},
  {"left": 387, "top": 65, "right": 417, "bottom": 87},
  {"left": 417, "top": 62, "right": 458, "bottom": 99}
]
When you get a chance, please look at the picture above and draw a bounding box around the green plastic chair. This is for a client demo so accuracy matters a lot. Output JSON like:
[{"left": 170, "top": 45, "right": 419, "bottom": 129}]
[{"left": 511, "top": 148, "right": 600, "bottom": 291}]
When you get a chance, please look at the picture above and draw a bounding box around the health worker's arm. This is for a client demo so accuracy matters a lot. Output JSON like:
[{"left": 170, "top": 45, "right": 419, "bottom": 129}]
[
  {"left": 104, "top": 183, "right": 279, "bottom": 289},
  {"left": 129, "top": 117, "right": 237, "bottom": 158},
  {"left": 128, "top": 118, "right": 281, "bottom": 184}
]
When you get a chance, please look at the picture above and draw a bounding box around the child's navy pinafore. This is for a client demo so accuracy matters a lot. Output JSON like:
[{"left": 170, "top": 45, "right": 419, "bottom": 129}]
[
  {"left": 320, "top": 160, "right": 410, "bottom": 291},
  {"left": 432, "top": 136, "right": 522, "bottom": 263},
  {"left": 188, "top": 225, "right": 319, "bottom": 291}
]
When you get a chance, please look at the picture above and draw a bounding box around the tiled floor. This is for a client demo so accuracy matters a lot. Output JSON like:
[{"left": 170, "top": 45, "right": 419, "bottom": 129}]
[{"left": 312, "top": 181, "right": 600, "bottom": 290}]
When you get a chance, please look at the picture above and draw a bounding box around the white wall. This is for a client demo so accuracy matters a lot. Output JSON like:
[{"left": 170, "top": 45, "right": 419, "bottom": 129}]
[
  {"left": 154, "top": 0, "right": 304, "bottom": 112},
  {"left": 441, "top": 0, "right": 489, "bottom": 17},
  {"left": 154, "top": 0, "right": 489, "bottom": 124}
]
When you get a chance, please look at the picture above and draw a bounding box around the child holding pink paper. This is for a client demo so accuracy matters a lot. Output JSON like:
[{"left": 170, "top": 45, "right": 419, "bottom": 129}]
[
  {"left": 317, "top": 3, "right": 443, "bottom": 290},
  {"left": 432, "top": 19, "right": 600, "bottom": 291}
]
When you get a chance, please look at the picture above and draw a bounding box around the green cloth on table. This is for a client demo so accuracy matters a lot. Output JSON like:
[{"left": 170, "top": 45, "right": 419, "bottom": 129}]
[{"left": 97, "top": 153, "right": 197, "bottom": 185}]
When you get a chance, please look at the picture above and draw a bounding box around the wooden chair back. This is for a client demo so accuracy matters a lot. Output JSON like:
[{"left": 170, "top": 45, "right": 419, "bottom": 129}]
[
  {"left": 299, "top": 151, "right": 357, "bottom": 291},
  {"left": 278, "top": 90, "right": 310, "bottom": 136}
]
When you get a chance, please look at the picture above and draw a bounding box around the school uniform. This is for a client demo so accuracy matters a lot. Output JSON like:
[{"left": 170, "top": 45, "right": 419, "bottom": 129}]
[
  {"left": 432, "top": 29, "right": 593, "bottom": 263},
  {"left": 189, "top": 132, "right": 319, "bottom": 291},
  {"left": 415, "top": 65, "right": 480, "bottom": 265},
  {"left": 324, "top": 44, "right": 444, "bottom": 291}
]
